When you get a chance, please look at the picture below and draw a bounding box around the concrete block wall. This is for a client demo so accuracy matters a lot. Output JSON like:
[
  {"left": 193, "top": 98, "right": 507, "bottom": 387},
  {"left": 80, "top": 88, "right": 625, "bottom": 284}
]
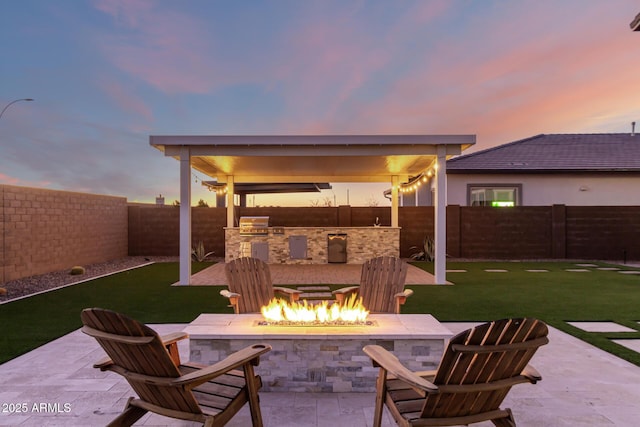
[
  {"left": 129, "top": 204, "right": 640, "bottom": 261},
  {"left": 128, "top": 206, "right": 226, "bottom": 257},
  {"left": 457, "top": 206, "right": 552, "bottom": 259},
  {"left": 1, "top": 185, "right": 128, "bottom": 282},
  {"left": 565, "top": 206, "right": 640, "bottom": 261}
]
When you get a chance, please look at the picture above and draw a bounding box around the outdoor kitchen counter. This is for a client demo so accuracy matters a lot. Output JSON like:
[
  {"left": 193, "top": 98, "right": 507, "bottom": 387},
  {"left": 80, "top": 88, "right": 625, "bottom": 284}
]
[
  {"left": 185, "top": 313, "right": 453, "bottom": 392},
  {"left": 224, "top": 226, "right": 401, "bottom": 264}
]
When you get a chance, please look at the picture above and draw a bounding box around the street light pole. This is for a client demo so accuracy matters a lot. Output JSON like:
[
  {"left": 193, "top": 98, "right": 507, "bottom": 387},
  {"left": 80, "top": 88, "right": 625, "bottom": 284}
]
[
  {"left": 0, "top": 98, "right": 34, "bottom": 120},
  {"left": 1, "top": 97, "right": 34, "bottom": 286}
]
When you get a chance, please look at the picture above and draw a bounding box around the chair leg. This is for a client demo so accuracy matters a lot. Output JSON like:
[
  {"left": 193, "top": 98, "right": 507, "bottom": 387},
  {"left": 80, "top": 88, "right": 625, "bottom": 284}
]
[
  {"left": 491, "top": 408, "right": 516, "bottom": 427},
  {"left": 244, "top": 363, "right": 264, "bottom": 427},
  {"left": 107, "top": 397, "right": 148, "bottom": 427},
  {"left": 373, "top": 368, "right": 388, "bottom": 427}
]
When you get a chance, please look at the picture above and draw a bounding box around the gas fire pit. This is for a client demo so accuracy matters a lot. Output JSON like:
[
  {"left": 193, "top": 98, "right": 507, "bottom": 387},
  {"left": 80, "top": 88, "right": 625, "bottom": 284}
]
[{"left": 185, "top": 313, "right": 452, "bottom": 392}]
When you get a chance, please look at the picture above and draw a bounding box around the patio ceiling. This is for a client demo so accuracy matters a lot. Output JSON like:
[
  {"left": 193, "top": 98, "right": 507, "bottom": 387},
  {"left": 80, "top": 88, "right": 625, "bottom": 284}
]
[{"left": 150, "top": 135, "right": 476, "bottom": 183}]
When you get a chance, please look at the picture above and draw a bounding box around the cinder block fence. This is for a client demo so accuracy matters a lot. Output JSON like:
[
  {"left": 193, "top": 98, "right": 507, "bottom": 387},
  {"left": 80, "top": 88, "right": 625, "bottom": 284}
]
[
  {"left": 2, "top": 184, "right": 640, "bottom": 282},
  {"left": 0, "top": 185, "right": 128, "bottom": 282}
]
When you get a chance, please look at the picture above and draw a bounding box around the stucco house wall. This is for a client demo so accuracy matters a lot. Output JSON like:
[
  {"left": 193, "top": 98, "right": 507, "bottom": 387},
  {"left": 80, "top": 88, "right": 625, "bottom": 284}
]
[{"left": 447, "top": 173, "right": 640, "bottom": 206}]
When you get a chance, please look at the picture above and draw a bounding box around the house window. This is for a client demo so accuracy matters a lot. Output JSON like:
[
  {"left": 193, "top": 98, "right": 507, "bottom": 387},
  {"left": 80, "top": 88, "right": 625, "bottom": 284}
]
[{"left": 468, "top": 184, "right": 521, "bottom": 207}]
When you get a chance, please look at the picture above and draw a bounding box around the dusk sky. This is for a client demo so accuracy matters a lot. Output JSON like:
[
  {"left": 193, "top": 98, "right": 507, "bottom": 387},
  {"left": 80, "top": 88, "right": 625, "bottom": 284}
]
[{"left": 2, "top": 1, "right": 639, "bottom": 206}]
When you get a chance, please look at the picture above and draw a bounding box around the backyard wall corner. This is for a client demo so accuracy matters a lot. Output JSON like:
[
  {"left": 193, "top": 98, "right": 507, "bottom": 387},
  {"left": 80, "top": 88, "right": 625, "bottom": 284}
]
[{"left": 0, "top": 185, "right": 128, "bottom": 282}]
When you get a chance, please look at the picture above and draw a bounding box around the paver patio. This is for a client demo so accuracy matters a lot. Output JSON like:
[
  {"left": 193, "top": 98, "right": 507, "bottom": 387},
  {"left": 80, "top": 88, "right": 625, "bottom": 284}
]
[
  {"left": 2, "top": 322, "right": 640, "bottom": 426},
  {"left": 187, "top": 262, "right": 440, "bottom": 286}
]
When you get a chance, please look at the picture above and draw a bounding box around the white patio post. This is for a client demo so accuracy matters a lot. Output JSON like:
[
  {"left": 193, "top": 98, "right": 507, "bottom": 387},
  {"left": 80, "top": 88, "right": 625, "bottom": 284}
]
[
  {"left": 179, "top": 146, "right": 192, "bottom": 285},
  {"left": 391, "top": 175, "right": 399, "bottom": 227},
  {"left": 434, "top": 145, "right": 447, "bottom": 284},
  {"left": 226, "top": 176, "right": 235, "bottom": 227}
]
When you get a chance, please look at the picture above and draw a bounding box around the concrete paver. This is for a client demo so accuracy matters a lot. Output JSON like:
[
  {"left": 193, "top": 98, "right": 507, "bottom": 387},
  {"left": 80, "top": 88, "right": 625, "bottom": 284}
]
[{"left": 568, "top": 321, "right": 637, "bottom": 333}]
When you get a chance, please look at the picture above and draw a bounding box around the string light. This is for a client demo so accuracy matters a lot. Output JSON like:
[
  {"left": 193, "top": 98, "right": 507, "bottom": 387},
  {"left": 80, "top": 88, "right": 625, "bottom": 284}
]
[
  {"left": 399, "top": 162, "right": 439, "bottom": 194},
  {"left": 196, "top": 173, "right": 229, "bottom": 195}
]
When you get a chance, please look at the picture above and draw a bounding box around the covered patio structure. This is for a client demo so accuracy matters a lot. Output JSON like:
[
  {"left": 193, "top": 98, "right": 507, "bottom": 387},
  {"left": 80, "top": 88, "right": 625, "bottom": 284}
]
[{"left": 150, "top": 134, "right": 475, "bottom": 285}]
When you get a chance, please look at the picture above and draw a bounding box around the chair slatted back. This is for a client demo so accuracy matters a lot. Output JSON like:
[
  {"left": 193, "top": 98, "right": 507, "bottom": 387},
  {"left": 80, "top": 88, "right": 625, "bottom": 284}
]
[
  {"left": 359, "top": 256, "right": 408, "bottom": 313},
  {"left": 421, "top": 318, "right": 548, "bottom": 419},
  {"left": 225, "top": 257, "right": 274, "bottom": 313},
  {"left": 81, "top": 308, "right": 202, "bottom": 415}
]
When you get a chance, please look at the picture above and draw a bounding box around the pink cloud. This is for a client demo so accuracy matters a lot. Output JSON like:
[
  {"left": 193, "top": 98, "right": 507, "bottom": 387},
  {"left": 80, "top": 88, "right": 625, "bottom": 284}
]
[
  {"left": 328, "top": 3, "right": 640, "bottom": 148},
  {"left": 93, "top": 1, "right": 233, "bottom": 94},
  {"left": 0, "top": 172, "right": 52, "bottom": 188},
  {"left": 99, "top": 78, "right": 153, "bottom": 122},
  {"left": 0, "top": 173, "right": 21, "bottom": 185},
  {"left": 268, "top": 3, "right": 452, "bottom": 132}
]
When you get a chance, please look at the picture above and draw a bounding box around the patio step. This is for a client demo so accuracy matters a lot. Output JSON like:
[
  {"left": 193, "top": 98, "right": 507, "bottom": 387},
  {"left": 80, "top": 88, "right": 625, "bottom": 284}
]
[{"left": 297, "top": 286, "right": 333, "bottom": 301}]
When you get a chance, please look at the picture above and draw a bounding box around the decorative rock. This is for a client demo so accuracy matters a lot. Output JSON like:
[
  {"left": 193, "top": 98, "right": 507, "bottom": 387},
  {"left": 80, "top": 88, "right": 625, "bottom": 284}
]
[{"left": 69, "top": 266, "right": 86, "bottom": 275}]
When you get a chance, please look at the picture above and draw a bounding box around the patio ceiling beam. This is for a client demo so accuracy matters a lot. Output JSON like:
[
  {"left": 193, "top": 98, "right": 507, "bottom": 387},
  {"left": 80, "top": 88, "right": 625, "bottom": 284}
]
[{"left": 203, "top": 175, "right": 411, "bottom": 184}]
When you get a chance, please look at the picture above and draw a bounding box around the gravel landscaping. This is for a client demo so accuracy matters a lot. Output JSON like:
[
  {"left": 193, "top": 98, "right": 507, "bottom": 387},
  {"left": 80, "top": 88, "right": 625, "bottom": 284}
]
[{"left": 0, "top": 256, "right": 179, "bottom": 303}]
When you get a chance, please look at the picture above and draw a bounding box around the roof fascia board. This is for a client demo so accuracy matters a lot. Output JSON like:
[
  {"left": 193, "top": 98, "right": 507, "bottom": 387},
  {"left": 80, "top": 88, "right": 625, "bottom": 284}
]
[
  {"left": 160, "top": 143, "right": 466, "bottom": 158},
  {"left": 631, "top": 12, "right": 640, "bottom": 31},
  {"left": 150, "top": 134, "right": 475, "bottom": 148},
  {"left": 171, "top": 145, "right": 463, "bottom": 157}
]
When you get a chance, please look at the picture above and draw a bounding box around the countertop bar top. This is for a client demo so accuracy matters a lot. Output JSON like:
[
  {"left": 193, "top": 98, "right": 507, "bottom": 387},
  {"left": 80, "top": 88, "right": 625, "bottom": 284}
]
[{"left": 184, "top": 313, "right": 453, "bottom": 340}]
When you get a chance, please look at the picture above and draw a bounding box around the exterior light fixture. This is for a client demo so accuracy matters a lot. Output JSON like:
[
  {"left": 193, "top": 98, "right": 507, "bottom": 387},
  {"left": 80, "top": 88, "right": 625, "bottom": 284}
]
[{"left": 0, "top": 98, "right": 34, "bottom": 120}]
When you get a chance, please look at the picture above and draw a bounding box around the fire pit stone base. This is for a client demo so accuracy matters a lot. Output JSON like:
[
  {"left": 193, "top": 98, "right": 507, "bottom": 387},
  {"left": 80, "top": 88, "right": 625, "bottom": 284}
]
[{"left": 185, "top": 314, "right": 452, "bottom": 393}]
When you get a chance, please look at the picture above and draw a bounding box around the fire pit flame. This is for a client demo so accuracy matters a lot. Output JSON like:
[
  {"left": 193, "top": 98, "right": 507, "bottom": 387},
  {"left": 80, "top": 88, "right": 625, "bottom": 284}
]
[{"left": 261, "top": 293, "right": 369, "bottom": 324}]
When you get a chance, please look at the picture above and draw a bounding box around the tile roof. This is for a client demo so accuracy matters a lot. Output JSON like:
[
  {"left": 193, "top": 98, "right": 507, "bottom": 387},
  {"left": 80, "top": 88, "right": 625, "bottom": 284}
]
[
  {"left": 447, "top": 133, "right": 640, "bottom": 173},
  {"left": 631, "top": 11, "right": 640, "bottom": 31}
]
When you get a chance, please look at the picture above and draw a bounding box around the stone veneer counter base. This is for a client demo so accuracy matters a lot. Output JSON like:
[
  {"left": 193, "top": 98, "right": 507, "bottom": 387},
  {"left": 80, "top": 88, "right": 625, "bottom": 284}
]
[
  {"left": 185, "top": 313, "right": 453, "bottom": 392},
  {"left": 225, "top": 226, "right": 400, "bottom": 264}
]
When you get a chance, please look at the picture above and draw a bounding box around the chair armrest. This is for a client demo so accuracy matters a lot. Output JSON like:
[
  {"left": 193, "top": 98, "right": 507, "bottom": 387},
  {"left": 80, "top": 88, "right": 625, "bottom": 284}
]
[
  {"left": 176, "top": 343, "right": 272, "bottom": 388},
  {"left": 92, "top": 332, "right": 188, "bottom": 369},
  {"left": 220, "top": 289, "right": 241, "bottom": 314},
  {"left": 400, "top": 289, "right": 414, "bottom": 298},
  {"left": 220, "top": 289, "right": 240, "bottom": 299},
  {"left": 332, "top": 286, "right": 360, "bottom": 305},
  {"left": 161, "top": 332, "right": 188, "bottom": 365},
  {"left": 332, "top": 286, "right": 360, "bottom": 296},
  {"left": 103, "top": 344, "right": 272, "bottom": 388},
  {"left": 393, "top": 289, "right": 413, "bottom": 303},
  {"left": 273, "top": 286, "right": 303, "bottom": 302},
  {"left": 522, "top": 364, "right": 542, "bottom": 383},
  {"left": 363, "top": 345, "right": 439, "bottom": 394},
  {"left": 93, "top": 356, "right": 113, "bottom": 370},
  {"left": 161, "top": 332, "right": 188, "bottom": 347}
]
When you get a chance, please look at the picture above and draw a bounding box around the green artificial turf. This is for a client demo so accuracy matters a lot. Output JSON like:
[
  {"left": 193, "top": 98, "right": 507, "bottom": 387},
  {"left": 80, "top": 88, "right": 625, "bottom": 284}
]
[
  {"left": 405, "top": 261, "right": 640, "bottom": 366},
  {"left": 0, "top": 262, "right": 228, "bottom": 364},
  {"left": 2, "top": 260, "right": 640, "bottom": 367}
]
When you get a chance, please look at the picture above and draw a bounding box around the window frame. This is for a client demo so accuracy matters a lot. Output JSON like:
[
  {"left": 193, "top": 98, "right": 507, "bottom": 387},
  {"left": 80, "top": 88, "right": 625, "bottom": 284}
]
[{"left": 467, "top": 183, "right": 522, "bottom": 206}]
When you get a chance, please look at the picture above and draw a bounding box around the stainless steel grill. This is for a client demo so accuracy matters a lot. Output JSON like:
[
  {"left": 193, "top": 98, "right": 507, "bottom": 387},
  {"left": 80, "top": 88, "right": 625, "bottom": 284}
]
[{"left": 239, "top": 216, "right": 269, "bottom": 235}]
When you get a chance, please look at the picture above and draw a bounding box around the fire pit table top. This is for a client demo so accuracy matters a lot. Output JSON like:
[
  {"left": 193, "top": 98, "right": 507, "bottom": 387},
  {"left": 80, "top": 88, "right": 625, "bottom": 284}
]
[{"left": 184, "top": 313, "right": 452, "bottom": 340}]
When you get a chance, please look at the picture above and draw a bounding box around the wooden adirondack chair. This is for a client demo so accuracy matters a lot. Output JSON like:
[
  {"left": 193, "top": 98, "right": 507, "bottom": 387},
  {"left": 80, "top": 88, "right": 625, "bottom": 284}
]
[
  {"left": 220, "top": 257, "right": 302, "bottom": 313},
  {"left": 332, "top": 256, "right": 413, "bottom": 313},
  {"left": 81, "top": 308, "right": 271, "bottom": 427},
  {"left": 363, "top": 318, "right": 549, "bottom": 427}
]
